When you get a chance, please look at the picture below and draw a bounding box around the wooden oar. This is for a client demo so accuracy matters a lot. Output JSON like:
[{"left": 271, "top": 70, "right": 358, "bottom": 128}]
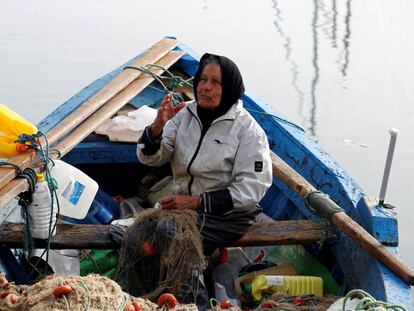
[
  {"left": 46, "top": 37, "right": 178, "bottom": 146},
  {"left": 54, "top": 50, "right": 184, "bottom": 157},
  {"left": 0, "top": 51, "right": 184, "bottom": 210},
  {"left": 0, "top": 37, "right": 178, "bottom": 191},
  {"left": 270, "top": 151, "right": 414, "bottom": 286}
]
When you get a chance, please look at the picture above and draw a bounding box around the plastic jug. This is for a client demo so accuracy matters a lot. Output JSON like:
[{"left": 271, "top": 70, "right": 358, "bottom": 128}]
[
  {"left": 212, "top": 248, "right": 241, "bottom": 306},
  {"left": 28, "top": 174, "right": 57, "bottom": 239},
  {"left": 0, "top": 103, "right": 38, "bottom": 157},
  {"left": 265, "top": 245, "right": 340, "bottom": 294},
  {"left": 244, "top": 275, "right": 323, "bottom": 300},
  {"left": 50, "top": 160, "right": 98, "bottom": 219}
]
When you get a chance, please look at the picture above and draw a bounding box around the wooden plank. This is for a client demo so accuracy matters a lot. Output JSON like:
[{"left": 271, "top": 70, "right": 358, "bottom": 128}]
[
  {"left": 54, "top": 51, "right": 184, "bottom": 157},
  {"left": 61, "top": 142, "right": 137, "bottom": 165},
  {"left": 0, "top": 220, "right": 331, "bottom": 249},
  {"left": 232, "top": 219, "right": 332, "bottom": 247},
  {"left": 0, "top": 38, "right": 178, "bottom": 192},
  {"left": 0, "top": 179, "right": 28, "bottom": 210},
  {"left": 0, "top": 152, "right": 36, "bottom": 190}
]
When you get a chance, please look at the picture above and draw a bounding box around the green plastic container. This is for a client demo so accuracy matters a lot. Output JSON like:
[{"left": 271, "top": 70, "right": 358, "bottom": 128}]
[{"left": 80, "top": 250, "right": 119, "bottom": 278}]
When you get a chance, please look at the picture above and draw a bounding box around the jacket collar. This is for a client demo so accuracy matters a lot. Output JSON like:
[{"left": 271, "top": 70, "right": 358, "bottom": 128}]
[{"left": 187, "top": 100, "right": 243, "bottom": 123}]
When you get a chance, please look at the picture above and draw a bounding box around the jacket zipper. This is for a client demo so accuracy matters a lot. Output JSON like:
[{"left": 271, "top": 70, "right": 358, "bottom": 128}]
[
  {"left": 186, "top": 109, "right": 206, "bottom": 195},
  {"left": 186, "top": 108, "right": 233, "bottom": 195}
]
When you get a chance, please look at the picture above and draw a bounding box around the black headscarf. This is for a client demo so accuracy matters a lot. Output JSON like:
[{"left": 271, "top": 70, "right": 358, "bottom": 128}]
[{"left": 193, "top": 53, "right": 245, "bottom": 129}]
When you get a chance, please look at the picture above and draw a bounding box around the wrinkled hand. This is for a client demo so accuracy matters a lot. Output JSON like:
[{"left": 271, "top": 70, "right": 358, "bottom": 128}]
[
  {"left": 150, "top": 93, "right": 186, "bottom": 139},
  {"left": 160, "top": 194, "right": 200, "bottom": 210}
]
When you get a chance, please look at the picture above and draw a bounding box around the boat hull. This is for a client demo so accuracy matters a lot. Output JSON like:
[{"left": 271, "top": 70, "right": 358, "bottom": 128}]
[{"left": 33, "top": 40, "right": 412, "bottom": 309}]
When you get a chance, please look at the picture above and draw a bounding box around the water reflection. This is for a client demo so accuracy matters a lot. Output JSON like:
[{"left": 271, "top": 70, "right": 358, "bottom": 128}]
[
  {"left": 340, "top": 0, "right": 352, "bottom": 77},
  {"left": 310, "top": 0, "right": 320, "bottom": 139},
  {"left": 319, "top": 0, "right": 337, "bottom": 48},
  {"left": 270, "top": 0, "right": 352, "bottom": 138},
  {"left": 270, "top": 0, "right": 306, "bottom": 129},
  {"left": 332, "top": 0, "right": 338, "bottom": 48}
]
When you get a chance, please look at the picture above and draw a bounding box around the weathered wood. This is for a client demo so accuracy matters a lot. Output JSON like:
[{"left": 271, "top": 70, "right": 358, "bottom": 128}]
[
  {"left": 270, "top": 151, "right": 314, "bottom": 199},
  {"left": 0, "top": 220, "right": 331, "bottom": 249},
  {"left": 0, "top": 179, "right": 27, "bottom": 210},
  {"left": 231, "top": 219, "right": 332, "bottom": 247},
  {"left": 54, "top": 51, "right": 185, "bottom": 157},
  {"left": 270, "top": 150, "right": 414, "bottom": 285},
  {"left": 0, "top": 38, "right": 178, "bottom": 193},
  {"left": 0, "top": 152, "right": 36, "bottom": 190}
]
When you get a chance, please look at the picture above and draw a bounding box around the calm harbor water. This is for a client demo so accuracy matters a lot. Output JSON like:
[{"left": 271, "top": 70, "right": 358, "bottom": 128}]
[{"left": 1, "top": 0, "right": 413, "bottom": 272}]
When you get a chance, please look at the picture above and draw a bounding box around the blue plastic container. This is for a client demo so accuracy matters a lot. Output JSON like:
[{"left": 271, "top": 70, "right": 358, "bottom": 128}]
[{"left": 64, "top": 189, "right": 120, "bottom": 225}]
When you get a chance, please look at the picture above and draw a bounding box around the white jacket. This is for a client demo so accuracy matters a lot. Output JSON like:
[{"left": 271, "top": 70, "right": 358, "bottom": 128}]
[{"left": 137, "top": 100, "right": 272, "bottom": 213}]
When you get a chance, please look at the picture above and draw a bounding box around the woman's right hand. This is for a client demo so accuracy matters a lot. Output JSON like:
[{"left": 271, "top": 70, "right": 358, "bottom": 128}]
[{"left": 150, "top": 93, "right": 186, "bottom": 139}]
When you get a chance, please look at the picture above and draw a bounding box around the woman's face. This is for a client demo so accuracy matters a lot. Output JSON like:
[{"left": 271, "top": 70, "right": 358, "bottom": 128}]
[{"left": 196, "top": 63, "right": 222, "bottom": 111}]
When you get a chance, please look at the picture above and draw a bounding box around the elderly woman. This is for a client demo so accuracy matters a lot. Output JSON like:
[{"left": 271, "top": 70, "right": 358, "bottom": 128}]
[{"left": 137, "top": 53, "right": 272, "bottom": 255}]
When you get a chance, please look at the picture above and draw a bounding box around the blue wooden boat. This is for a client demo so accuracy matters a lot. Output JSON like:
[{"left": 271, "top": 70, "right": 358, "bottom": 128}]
[{"left": 1, "top": 38, "right": 412, "bottom": 309}]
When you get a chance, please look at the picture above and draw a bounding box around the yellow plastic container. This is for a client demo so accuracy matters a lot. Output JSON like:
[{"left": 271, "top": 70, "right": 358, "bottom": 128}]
[
  {"left": 0, "top": 103, "right": 38, "bottom": 157},
  {"left": 0, "top": 136, "right": 22, "bottom": 157},
  {"left": 0, "top": 103, "right": 37, "bottom": 137},
  {"left": 244, "top": 275, "right": 323, "bottom": 300}
]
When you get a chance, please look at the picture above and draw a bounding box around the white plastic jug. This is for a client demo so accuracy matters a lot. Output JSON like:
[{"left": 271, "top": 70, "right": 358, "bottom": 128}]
[
  {"left": 29, "top": 174, "right": 57, "bottom": 239},
  {"left": 51, "top": 160, "right": 98, "bottom": 219}
]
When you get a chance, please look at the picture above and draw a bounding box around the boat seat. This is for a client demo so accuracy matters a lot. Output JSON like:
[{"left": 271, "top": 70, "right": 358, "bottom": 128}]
[{"left": 0, "top": 220, "right": 332, "bottom": 249}]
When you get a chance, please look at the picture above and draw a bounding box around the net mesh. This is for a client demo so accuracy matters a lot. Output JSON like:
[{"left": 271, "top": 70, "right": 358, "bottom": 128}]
[
  {"left": 116, "top": 208, "right": 207, "bottom": 300},
  {"left": 0, "top": 273, "right": 198, "bottom": 311}
]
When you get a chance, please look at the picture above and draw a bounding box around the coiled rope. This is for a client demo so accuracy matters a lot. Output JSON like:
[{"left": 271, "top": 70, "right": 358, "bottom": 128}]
[
  {"left": 15, "top": 131, "right": 60, "bottom": 271},
  {"left": 342, "top": 289, "right": 406, "bottom": 311}
]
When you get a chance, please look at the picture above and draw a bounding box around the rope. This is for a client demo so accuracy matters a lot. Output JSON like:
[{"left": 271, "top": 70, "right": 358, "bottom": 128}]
[
  {"left": 245, "top": 108, "right": 305, "bottom": 132},
  {"left": 15, "top": 131, "right": 60, "bottom": 272},
  {"left": 15, "top": 167, "right": 38, "bottom": 256},
  {"left": 342, "top": 289, "right": 406, "bottom": 311},
  {"left": 124, "top": 63, "right": 305, "bottom": 133},
  {"left": 124, "top": 63, "right": 193, "bottom": 107},
  {"left": 0, "top": 160, "right": 23, "bottom": 174}
]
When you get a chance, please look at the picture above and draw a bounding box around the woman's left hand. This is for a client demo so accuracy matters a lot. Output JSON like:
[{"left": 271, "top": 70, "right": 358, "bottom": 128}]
[{"left": 160, "top": 195, "right": 200, "bottom": 210}]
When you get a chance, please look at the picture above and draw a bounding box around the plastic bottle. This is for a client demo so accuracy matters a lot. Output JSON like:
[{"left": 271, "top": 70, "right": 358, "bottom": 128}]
[
  {"left": 28, "top": 174, "right": 57, "bottom": 239},
  {"left": 244, "top": 275, "right": 323, "bottom": 301},
  {"left": 265, "top": 245, "right": 340, "bottom": 294},
  {"left": 212, "top": 247, "right": 241, "bottom": 307},
  {"left": 50, "top": 160, "right": 99, "bottom": 219}
]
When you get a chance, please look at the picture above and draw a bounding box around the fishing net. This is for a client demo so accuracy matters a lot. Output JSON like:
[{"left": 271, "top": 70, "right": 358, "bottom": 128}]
[
  {"left": 116, "top": 208, "right": 207, "bottom": 301},
  {"left": 0, "top": 273, "right": 198, "bottom": 311}
]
